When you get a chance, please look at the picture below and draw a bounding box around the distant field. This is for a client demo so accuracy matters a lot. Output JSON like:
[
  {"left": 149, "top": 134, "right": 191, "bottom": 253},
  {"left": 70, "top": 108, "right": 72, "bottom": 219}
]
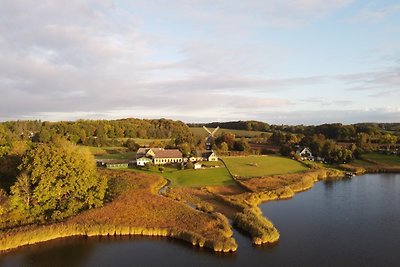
[
  {"left": 115, "top": 138, "right": 173, "bottom": 146},
  {"left": 363, "top": 153, "right": 400, "bottom": 166},
  {"left": 96, "top": 152, "right": 136, "bottom": 160},
  {"left": 221, "top": 155, "right": 308, "bottom": 178},
  {"left": 190, "top": 127, "right": 267, "bottom": 138},
  {"left": 83, "top": 146, "right": 136, "bottom": 160}
]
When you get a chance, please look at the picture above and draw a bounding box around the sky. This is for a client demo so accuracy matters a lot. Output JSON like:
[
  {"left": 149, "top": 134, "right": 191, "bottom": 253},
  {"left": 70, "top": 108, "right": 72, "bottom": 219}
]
[{"left": 0, "top": 0, "right": 400, "bottom": 125}]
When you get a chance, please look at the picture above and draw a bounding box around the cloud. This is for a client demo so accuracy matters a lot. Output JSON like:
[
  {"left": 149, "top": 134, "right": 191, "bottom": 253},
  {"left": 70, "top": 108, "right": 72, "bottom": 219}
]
[
  {"left": 338, "top": 68, "right": 400, "bottom": 96},
  {"left": 253, "top": 108, "right": 400, "bottom": 125},
  {"left": 0, "top": 1, "right": 398, "bottom": 125}
]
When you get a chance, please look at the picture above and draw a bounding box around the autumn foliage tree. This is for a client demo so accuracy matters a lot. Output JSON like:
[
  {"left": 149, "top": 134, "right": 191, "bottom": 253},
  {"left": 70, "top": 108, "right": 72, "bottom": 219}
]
[{"left": 6, "top": 140, "right": 107, "bottom": 224}]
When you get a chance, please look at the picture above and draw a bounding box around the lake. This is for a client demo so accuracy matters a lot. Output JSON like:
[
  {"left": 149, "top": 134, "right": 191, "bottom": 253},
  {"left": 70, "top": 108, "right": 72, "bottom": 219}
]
[{"left": 1, "top": 174, "right": 399, "bottom": 267}]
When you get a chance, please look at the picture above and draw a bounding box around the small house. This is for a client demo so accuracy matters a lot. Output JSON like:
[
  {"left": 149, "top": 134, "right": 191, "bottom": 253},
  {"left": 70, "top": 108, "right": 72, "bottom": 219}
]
[
  {"left": 296, "top": 147, "right": 314, "bottom": 161},
  {"left": 136, "top": 157, "right": 152, "bottom": 166},
  {"left": 194, "top": 162, "right": 202, "bottom": 169},
  {"left": 202, "top": 151, "right": 218, "bottom": 162},
  {"left": 103, "top": 160, "right": 129, "bottom": 169}
]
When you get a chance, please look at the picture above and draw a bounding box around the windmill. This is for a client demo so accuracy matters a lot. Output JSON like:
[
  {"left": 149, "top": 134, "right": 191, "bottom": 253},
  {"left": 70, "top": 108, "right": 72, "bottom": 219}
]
[{"left": 203, "top": 126, "right": 219, "bottom": 150}]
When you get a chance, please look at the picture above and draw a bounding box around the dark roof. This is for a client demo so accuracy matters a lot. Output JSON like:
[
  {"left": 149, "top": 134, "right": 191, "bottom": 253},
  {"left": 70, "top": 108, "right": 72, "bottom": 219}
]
[
  {"left": 202, "top": 151, "right": 215, "bottom": 158},
  {"left": 154, "top": 149, "right": 182, "bottom": 158}
]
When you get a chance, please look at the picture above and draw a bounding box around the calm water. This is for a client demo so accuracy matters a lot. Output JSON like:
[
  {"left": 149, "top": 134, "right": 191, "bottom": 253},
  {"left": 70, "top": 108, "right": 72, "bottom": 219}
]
[{"left": 1, "top": 174, "right": 399, "bottom": 267}]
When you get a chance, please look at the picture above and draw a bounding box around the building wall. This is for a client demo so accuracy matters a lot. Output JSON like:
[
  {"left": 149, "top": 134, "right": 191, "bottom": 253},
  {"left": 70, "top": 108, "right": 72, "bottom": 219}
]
[
  {"left": 154, "top": 157, "right": 183, "bottom": 165},
  {"left": 137, "top": 158, "right": 151, "bottom": 166}
]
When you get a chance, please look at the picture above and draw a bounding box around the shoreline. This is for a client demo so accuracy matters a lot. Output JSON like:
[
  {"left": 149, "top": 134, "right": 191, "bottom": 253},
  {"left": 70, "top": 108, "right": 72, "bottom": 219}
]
[
  {"left": 1, "top": 165, "right": 398, "bottom": 254},
  {"left": 0, "top": 170, "right": 237, "bottom": 254}
]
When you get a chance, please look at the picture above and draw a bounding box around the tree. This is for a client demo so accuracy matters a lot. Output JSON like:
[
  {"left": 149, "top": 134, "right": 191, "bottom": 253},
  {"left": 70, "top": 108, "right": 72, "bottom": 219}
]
[
  {"left": 7, "top": 141, "right": 107, "bottom": 223},
  {"left": 215, "top": 133, "right": 235, "bottom": 150},
  {"left": 178, "top": 143, "right": 191, "bottom": 157},
  {"left": 280, "top": 144, "right": 293, "bottom": 156},
  {"left": 380, "top": 134, "right": 397, "bottom": 151},
  {"left": 38, "top": 128, "right": 51, "bottom": 143},
  {"left": 219, "top": 142, "right": 229, "bottom": 152},
  {"left": 186, "top": 161, "right": 194, "bottom": 169},
  {"left": 125, "top": 139, "right": 140, "bottom": 151},
  {"left": 233, "top": 138, "right": 250, "bottom": 151}
]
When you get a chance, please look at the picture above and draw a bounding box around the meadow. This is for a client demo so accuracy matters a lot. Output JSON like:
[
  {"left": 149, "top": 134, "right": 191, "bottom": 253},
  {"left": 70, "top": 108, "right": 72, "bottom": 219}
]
[
  {"left": 127, "top": 164, "right": 235, "bottom": 187},
  {"left": 221, "top": 155, "right": 308, "bottom": 178},
  {"left": 362, "top": 153, "right": 400, "bottom": 166}
]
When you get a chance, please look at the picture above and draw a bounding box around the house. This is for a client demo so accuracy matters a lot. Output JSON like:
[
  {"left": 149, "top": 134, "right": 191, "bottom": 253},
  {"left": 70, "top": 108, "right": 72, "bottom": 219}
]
[
  {"left": 202, "top": 151, "right": 218, "bottom": 161},
  {"left": 188, "top": 150, "right": 206, "bottom": 162},
  {"left": 194, "top": 162, "right": 202, "bottom": 169},
  {"left": 136, "top": 147, "right": 183, "bottom": 166},
  {"left": 296, "top": 147, "right": 314, "bottom": 161},
  {"left": 153, "top": 149, "right": 183, "bottom": 165},
  {"left": 96, "top": 159, "right": 131, "bottom": 168},
  {"left": 136, "top": 156, "right": 152, "bottom": 166}
]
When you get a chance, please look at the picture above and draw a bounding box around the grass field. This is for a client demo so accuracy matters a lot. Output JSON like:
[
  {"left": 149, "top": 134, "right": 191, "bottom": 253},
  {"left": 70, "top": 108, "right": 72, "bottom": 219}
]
[
  {"left": 95, "top": 152, "right": 136, "bottom": 160},
  {"left": 83, "top": 146, "right": 136, "bottom": 160},
  {"left": 363, "top": 153, "right": 400, "bottom": 166},
  {"left": 84, "top": 146, "right": 128, "bottom": 155},
  {"left": 190, "top": 127, "right": 267, "bottom": 138},
  {"left": 165, "top": 167, "right": 235, "bottom": 187},
  {"left": 128, "top": 165, "right": 235, "bottom": 187},
  {"left": 221, "top": 155, "right": 308, "bottom": 178},
  {"left": 115, "top": 138, "right": 173, "bottom": 146}
]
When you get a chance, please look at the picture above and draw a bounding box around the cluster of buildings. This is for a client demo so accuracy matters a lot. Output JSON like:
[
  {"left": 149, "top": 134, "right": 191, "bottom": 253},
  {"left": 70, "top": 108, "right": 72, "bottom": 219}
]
[
  {"left": 136, "top": 147, "right": 217, "bottom": 166},
  {"left": 97, "top": 147, "right": 218, "bottom": 169}
]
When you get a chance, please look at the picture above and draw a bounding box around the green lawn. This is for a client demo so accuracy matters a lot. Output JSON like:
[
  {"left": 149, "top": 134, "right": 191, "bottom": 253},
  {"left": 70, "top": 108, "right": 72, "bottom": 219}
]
[
  {"left": 124, "top": 165, "right": 235, "bottom": 187},
  {"left": 165, "top": 167, "right": 235, "bottom": 187},
  {"left": 221, "top": 155, "right": 308, "bottom": 178},
  {"left": 363, "top": 153, "right": 400, "bottom": 166}
]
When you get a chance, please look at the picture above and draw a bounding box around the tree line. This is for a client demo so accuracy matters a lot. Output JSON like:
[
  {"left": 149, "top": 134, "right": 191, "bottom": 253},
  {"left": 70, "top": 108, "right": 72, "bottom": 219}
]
[{"left": 0, "top": 118, "right": 194, "bottom": 147}]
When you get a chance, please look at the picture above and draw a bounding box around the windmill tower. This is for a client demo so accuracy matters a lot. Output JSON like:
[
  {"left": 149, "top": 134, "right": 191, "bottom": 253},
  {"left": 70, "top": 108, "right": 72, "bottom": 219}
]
[{"left": 203, "top": 126, "right": 219, "bottom": 150}]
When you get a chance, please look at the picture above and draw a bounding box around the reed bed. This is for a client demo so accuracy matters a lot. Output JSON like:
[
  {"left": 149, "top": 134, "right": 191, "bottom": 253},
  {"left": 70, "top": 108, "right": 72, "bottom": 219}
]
[
  {"left": 233, "top": 207, "right": 279, "bottom": 245},
  {"left": 0, "top": 170, "right": 237, "bottom": 253}
]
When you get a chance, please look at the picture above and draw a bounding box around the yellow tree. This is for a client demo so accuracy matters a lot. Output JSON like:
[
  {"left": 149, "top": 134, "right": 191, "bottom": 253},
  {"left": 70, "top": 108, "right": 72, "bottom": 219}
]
[{"left": 8, "top": 140, "right": 107, "bottom": 224}]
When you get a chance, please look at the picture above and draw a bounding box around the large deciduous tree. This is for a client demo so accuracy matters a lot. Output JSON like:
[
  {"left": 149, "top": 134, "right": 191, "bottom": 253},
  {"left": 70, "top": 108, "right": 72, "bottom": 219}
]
[{"left": 7, "top": 140, "right": 107, "bottom": 224}]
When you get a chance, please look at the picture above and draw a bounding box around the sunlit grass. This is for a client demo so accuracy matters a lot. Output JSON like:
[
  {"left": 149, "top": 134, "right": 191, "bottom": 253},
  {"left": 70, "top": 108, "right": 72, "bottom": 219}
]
[{"left": 222, "top": 155, "right": 308, "bottom": 178}]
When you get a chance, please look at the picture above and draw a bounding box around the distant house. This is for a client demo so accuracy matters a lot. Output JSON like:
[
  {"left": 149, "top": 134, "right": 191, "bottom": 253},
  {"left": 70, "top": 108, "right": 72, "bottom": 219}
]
[
  {"left": 296, "top": 147, "right": 314, "bottom": 161},
  {"left": 136, "top": 156, "right": 152, "bottom": 166},
  {"left": 194, "top": 162, "right": 202, "bottom": 169},
  {"left": 96, "top": 159, "right": 131, "bottom": 168},
  {"left": 136, "top": 147, "right": 183, "bottom": 166},
  {"left": 202, "top": 151, "right": 218, "bottom": 162}
]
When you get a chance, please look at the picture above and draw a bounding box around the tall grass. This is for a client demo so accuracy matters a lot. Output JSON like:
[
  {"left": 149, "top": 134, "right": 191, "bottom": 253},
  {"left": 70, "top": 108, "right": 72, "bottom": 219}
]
[
  {"left": 233, "top": 207, "right": 279, "bottom": 245},
  {"left": 0, "top": 170, "right": 237, "bottom": 253}
]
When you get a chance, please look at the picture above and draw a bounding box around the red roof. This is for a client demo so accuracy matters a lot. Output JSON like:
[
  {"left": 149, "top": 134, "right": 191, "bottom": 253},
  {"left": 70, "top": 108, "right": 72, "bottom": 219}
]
[{"left": 154, "top": 149, "right": 182, "bottom": 158}]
